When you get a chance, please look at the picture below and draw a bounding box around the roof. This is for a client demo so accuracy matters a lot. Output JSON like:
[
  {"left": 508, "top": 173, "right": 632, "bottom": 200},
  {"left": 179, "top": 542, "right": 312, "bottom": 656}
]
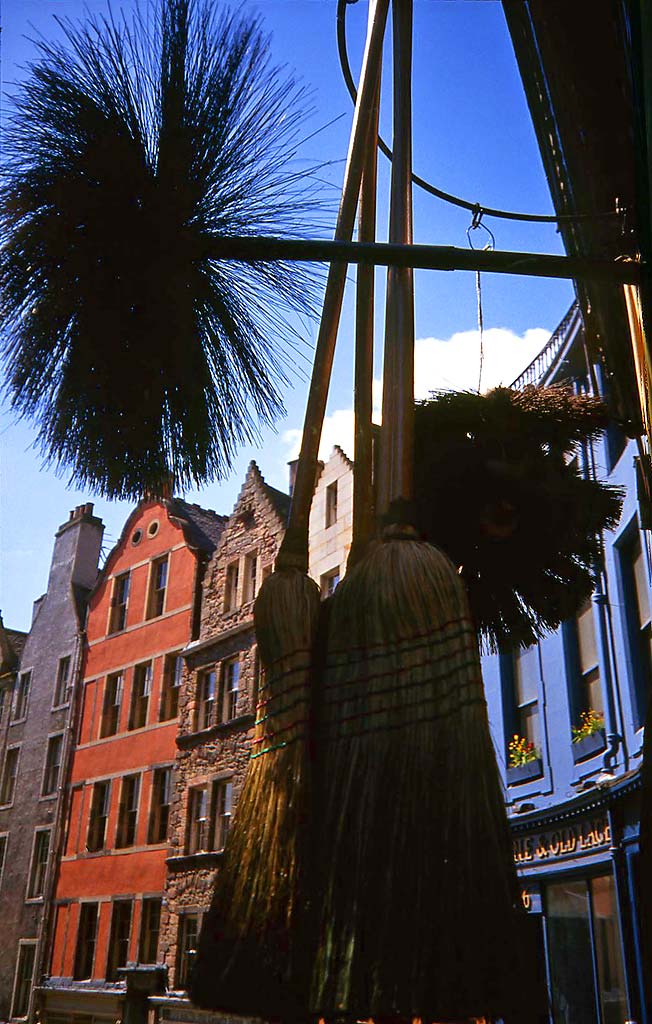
[
  {"left": 168, "top": 499, "right": 228, "bottom": 555},
  {"left": 0, "top": 620, "right": 27, "bottom": 675},
  {"left": 260, "top": 480, "right": 291, "bottom": 522}
]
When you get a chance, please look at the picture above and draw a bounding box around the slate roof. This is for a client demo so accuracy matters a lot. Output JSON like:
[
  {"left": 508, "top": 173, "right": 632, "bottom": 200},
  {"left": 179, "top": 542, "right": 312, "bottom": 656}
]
[
  {"left": 261, "top": 481, "right": 291, "bottom": 523},
  {"left": 169, "top": 499, "right": 228, "bottom": 555}
]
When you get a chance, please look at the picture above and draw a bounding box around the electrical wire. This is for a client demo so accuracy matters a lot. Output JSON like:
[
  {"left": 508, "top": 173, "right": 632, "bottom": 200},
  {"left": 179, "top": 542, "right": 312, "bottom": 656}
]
[{"left": 337, "top": 0, "right": 621, "bottom": 226}]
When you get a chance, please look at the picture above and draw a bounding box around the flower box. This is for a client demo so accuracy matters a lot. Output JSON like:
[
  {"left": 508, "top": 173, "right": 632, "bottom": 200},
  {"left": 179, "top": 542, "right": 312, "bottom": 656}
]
[
  {"left": 506, "top": 757, "right": 543, "bottom": 786},
  {"left": 572, "top": 728, "right": 606, "bottom": 763}
]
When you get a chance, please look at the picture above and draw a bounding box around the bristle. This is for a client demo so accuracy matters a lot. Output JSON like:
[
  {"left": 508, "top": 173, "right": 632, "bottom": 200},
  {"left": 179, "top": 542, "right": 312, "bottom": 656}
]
[{"left": 311, "top": 538, "right": 544, "bottom": 1021}]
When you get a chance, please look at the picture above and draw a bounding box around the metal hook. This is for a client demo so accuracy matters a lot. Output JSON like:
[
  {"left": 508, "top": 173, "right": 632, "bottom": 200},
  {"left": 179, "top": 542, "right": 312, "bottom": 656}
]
[{"left": 466, "top": 207, "right": 496, "bottom": 251}]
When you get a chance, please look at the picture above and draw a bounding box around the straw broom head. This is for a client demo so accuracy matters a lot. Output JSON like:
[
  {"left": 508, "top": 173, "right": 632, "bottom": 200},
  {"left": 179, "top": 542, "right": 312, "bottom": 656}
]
[
  {"left": 191, "top": 568, "right": 321, "bottom": 1015},
  {"left": 0, "top": 0, "right": 320, "bottom": 499}
]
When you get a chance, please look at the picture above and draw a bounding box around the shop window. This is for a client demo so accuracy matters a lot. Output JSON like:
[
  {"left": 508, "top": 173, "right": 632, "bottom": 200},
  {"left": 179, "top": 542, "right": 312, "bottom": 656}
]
[
  {"left": 53, "top": 655, "right": 72, "bottom": 708},
  {"left": 101, "top": 672, "right": 124, "bottom": 738},
  {"left": 196, "top": 668, "right": 217, "bottom": 731},
  {"left": 0, "top": 746, "right": 19, "bottom": 805},
  {"left": 12, "top": 671, "right": 31, "bottom": 722},
  {"left": 87, "top": 780, "right": 111, "bottom": 852},
  {"left": 224, "top": 560, "right": 240, "bottom": 612},
  {"left": 106, "top": 899, "right": 133, "bottom": 981},
  {"left": 139, "top": 897, "right": 162, "bottom": 963},
  {"left": 320, "top": 567, "right": 340, "bottom": 599},
  {"left": 147, "top": 556, "right": 169, "bottom": 619},
  {"left": 26, "top": 828, "right": 51, "bottom": 900},
  {"left": 545, "top": 874, "right": 627, "bottom": 1024},
  {"left": 221, "top": 658, "right": 240, "bottom": 721},
  {"left": 160, "top": 654, "right": 183, "bottom": 721},
  {"left": 176, "top": 913, "right": 200, "bottom": 990},
  {"left": 619, "top": 528, "right": 652, "bottom": 728},
  {"left": 11, "top": 942, "right": 36, "bottom": 1019},
  {"left": 326, "top": 481, "right": 338, "bottom": 527},
  {"left": 42, "top": 733, "right": 64, "bottom": 796},
  {"left": 109, "top": 572, "right": 130, "bottom": 633},
  {"left": 116, "top": 774, "right": 140, "bottom": 848},
  {"left": 73, "top": 902, "right": 99, "bottom": 980},
  {"left": 129, "top": 662, "right": 152, "bottom": 730},
  {"left": 148, "top": 767, "right": 173, "bottom": 844},
  {"left": 242, "top": 552, "right": 258, "bottom": 603}
]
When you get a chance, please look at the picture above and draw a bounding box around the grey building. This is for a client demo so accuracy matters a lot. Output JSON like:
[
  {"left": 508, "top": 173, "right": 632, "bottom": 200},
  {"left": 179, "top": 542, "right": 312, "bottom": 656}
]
[{"left": 0, "top": 504, "right": 103, "bottom": 1023}]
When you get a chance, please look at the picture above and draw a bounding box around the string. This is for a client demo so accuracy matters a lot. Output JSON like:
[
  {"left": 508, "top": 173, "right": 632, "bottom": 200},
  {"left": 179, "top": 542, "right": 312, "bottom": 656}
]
[{"left": 466, "top": 212, "right": 495, "bottom": 394}]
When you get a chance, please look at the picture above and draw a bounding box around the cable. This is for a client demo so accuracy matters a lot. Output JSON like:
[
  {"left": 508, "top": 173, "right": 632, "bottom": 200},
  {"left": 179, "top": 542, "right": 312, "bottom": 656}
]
[{"left": 337, "top": 0, "right": 620, "bottom": 226}]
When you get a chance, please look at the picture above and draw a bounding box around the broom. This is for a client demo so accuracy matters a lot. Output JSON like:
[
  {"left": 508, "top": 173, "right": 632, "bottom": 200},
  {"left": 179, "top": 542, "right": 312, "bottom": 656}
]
[
  {"left": 310, "top": 2, "right": 543, "bottom": 1019},
  {"left": 190, "top": 1, "right": 390, "bottom": 1014}
]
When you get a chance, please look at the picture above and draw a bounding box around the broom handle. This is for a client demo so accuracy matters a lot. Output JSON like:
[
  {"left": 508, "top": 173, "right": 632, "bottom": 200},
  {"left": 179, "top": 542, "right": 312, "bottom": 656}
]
[
  {"left": 379, "top": 0, "right": 414, "bottom": 516},
  {"left": 349, "top": 28, "right": 381, "bottom": 569},
  {"left": 276, "top": 0, "right": 390, "bottom": 574}
]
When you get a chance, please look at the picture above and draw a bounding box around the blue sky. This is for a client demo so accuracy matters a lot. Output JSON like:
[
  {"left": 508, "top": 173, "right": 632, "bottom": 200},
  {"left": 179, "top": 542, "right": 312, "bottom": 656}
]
[{"left": 1, "top": 0, "right": 573, "bottom": 630}]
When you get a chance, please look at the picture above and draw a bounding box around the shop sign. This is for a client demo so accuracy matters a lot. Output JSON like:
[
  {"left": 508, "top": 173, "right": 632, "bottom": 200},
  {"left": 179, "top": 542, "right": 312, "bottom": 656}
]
[{"left": 513, "top": 816, "right": 610, "bottom": 865}]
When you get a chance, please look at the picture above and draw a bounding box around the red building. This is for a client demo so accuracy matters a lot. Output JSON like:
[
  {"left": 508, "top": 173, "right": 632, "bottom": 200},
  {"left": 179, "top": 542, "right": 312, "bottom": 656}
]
[{"left": 42, "top": 499, "right": 225, "bottom": 1024}]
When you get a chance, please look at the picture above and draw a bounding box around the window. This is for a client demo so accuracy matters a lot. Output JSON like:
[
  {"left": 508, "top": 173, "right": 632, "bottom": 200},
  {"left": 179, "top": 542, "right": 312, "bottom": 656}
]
[
  {"left": 106, "top": 900, "right": 133, "bottom": 981},
  {"left": 213, "top": 780, "right": 233, "bottom": 852},
  {"left": 221, "top": 658, "right": 240, "bottom": 721},
  {"left": 109, "top": 572, "right": 130, "bottom": 633},
  {"left": 176, "top": 913, "right": 200, "bottom": 990},
  {"left": 129, "top": 662, "right": 152, "bottom": 730},
  {"left": 139, "top": 897, "right": 162, "bottom": 964},
  {"left": 0, "top": 746, "right": 19, "bottom": 805},
  {"left": 87, "top": 780, "right": 111, "bottom": 852},
  {"left": 74, "top": 903, "right": 99, "bottom": 980},
  {"left": 620, "top": 529, "right": 652, "bottom": 727},
  {"left": 11, "top": 942, "right": 36, "bottom": 1019},
  {"left": 501, "top": 645, "right": 541, "bottom": 762},
  {"left": 53, "top": 655, "right": 72, "bottom": 707},
  {"left": 147, "top": 556, "right": 169, "bottom": 619},
  {"left": 27, "top": 828, "right": 51, "bottom": 899},
  {"left": 160, "top": 654, "right": 183, "bottom": 721},
  {"left": 565, "top": 600, "right": 604, "bottom": 729},
  {"left": 0, "top": 833, "right": 8, "bottom": 888},
  {"left": 101, "top": 672, "right": 124, "bottom": 737},
  {"left": 224, "top": 560, "right": 240, "bottom": 612},
  {"left": 0, "top": 685, "right": 7, "bottom": 727},
  {"left": 12, "top": 671, "right": 31, "bottom": 722},
  {"left": 196, "top": 668, "right": 217, "bottom": 731},
  {"left": 187, "top": 779, "right": 232, "bottom": 855},
  {"left": 320, "top": 567, "right": 340, "bottom": 599},
  {"left": 242, "top": 552, "right": 258, "bottom": 603},
  {"left": 148, "top": 767, "right": 173, "bottom": 844},
  {"left": 116, "top": 774, "right": 140, "bottom": 848},
  {"left": 42, "top": 734, "right": 64, "bottom": 796},
  {"left": 187, "top": 786, "right": 210, "bottom": 854},
  {"left": 325, "top": 481, "right": 338, "bottom": 527}
]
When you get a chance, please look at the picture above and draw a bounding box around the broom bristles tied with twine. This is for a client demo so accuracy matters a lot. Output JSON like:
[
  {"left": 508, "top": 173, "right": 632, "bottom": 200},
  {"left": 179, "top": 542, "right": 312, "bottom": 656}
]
[{"left": 191, "top": 568, "right": 320, "bottom": 1016}]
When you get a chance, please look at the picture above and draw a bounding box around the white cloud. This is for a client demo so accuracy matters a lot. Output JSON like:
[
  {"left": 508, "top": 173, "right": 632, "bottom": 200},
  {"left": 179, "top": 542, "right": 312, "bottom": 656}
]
[{"left": 282, "top": 326, "right": 551, "bottom": 462}]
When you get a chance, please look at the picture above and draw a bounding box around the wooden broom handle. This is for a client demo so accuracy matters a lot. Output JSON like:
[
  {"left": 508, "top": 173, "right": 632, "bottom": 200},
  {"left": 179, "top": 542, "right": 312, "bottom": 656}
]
[
  {"left": 349, "top": 23, "right": 382, "bottom": 569},
  {"left": 276, "top": 0, "right": 390, "bottom": 574},
  {"left": 379, "top": 0, "right": 414, "bottom": 516}
]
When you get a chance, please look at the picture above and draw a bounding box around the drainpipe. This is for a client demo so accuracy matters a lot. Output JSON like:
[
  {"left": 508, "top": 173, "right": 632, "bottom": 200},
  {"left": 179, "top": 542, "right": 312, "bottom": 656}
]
[{"left": 592, "top": 565, "right": 622, "bottom": 773}]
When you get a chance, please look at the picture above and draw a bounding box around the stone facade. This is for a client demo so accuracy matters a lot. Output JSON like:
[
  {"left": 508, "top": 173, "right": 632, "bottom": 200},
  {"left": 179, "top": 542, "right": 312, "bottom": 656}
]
[
  {"left": 0, "top": 505, "right": 103, "bottom": 1024},
  {"left": 160, "top": 463, "right": 289, "bottom": 993},
  {"left": 308, "top": 446, "right": 354, "bottom": 595}
]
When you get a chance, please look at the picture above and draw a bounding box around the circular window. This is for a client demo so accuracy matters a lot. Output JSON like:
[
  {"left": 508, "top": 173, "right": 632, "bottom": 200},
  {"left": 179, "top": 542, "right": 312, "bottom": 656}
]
[
  {"left": 147, "top": 520, "right": 160, "bottom": 538},
  {"left": 131, "top": 529, "right": 143, "bottom": 546}
]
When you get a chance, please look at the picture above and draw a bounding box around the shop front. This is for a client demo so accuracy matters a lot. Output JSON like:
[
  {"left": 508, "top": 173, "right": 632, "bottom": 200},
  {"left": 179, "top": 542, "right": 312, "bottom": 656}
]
[{"left": 511, "top": 775, "right": 644, "bottom": 1024}]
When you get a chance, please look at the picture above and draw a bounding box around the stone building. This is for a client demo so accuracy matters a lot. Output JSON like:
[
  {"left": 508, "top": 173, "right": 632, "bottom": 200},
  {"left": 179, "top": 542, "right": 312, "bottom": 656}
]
[
  {"left": 157, "top": 463, "right": 289, "bottom": 1007},
  {"left": 41, "top": 499, "right": 225, "bottom": 1024},
  {"left": 0, "top": 504, "right": 103, "bottom": 1024},
  {"left": 308, "top": 445, "right": 354, "bottom": 597}
]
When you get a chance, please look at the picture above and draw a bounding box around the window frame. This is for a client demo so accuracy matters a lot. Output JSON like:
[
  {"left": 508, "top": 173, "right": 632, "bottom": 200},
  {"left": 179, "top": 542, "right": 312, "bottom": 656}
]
[
  {"left": 196, "top": 667, "right": 217, "bottom": 731},
  {"left": 128, "top": 662, "right": 152, "bottom": 731},
  {"left": 42, "top": 733, "right": 64, "bottom": 798},
  {"left": 105, "top": 899, "right": 133, "bottom": 981},
  {"left": 148, "top": 766, "right": 173, "bottom": 845},
  {"left": 147, "top": 555, "right": 169, "bottom": 620},
  {"left": 159, "top": 654, "right": 183, "bottom": 722},
  {"left": 73, "top": 902, "right": 99, "bottom": 981},
  {"left": 320, "top": 567, "right": 340, "bottom": 599},
  {"left": 86, "top": 780, "right": 112, "bottom": 852},
  {"left": 26, "top": 826, "right": 51, "bottom": 901},
  {"left": 0, "top": 745, "right": 20, "bottom": 807},
  {"left": 224, "top": 560, "right": 240, "bottom": 612},
  {"left": 100, "top": 671, "right": 124, "bottom": 738},
  {"left": 115, "top": 773, "right": 141, "bottom": 849},
  {"left": 0, "top": 832, "right": 9, "bottom": 891},
  {"left": 221, "top": 657, "right": 240, "bottom": 722},
  {"left": 11, "top": 940, "right": 37, "bottom": 1020},
  {"left": 212, "top": 779, "right": 233, "bottom": 853},
  {"left": 242, "top": 551, "right": 258, "bottom": 604},
  {"left": 109, "top": 572, "right": 130, "bottom": 634},
  {"left": 616, "top": 523, "right": 652, "bottom": 730},
  {"left": 176, "top": 912, "right": 200, "bottom": 991},
  {"left": 186, "top": 778, "right": 233, "bottom": 855},
  {"left": 187, "top": 785, "right": 210, "bottom": 854},
  {"left": 325, "top": 480, "right": 338, "bottom": 527},
  {"left": 139, "top": 897, "right": 162, "bottom": 964},
  {"left": 53, "top": 654, "right": 72, "bottom": 709},
  {"left": 11, "top": 670, "right": 31, "bottom": 724}
]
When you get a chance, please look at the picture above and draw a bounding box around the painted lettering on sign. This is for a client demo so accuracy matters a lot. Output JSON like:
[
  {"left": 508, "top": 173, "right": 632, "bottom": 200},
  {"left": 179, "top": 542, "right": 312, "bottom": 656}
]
[{"left": 513, "top": 817, "right": 610, "bottom": 864}]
